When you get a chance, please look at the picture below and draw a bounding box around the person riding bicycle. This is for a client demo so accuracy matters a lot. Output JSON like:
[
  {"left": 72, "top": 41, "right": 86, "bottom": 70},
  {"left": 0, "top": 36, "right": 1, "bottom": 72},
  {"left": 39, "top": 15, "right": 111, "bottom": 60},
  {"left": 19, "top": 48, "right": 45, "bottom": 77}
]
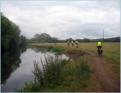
[
  {"left": 96, "top": 41, "right": 103, "bottom": 56},
  {"left": 97, "top": 41, "right": 102, "bottom": 49}
]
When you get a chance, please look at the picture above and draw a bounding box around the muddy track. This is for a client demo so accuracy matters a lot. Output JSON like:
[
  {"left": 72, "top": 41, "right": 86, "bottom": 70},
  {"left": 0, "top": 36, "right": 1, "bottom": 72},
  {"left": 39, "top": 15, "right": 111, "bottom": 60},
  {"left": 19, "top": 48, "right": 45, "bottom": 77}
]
[{"left": 87, "top": 52, "right": 120, "bottom": 92}]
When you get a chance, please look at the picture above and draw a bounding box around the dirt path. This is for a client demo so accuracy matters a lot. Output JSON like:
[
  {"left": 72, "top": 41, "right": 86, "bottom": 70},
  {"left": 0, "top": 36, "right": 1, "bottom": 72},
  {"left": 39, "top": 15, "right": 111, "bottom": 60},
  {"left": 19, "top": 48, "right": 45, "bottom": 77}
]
[{"left": 87, "top": 52, "right": 120, "bottom": 92}]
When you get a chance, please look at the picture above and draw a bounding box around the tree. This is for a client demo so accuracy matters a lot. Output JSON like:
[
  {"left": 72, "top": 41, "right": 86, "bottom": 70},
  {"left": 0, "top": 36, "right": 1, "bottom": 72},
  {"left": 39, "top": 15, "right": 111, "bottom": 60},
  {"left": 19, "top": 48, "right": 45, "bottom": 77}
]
[
  {"left": 1, "top": 14, "right": 21, "bottom": 53},
  {"left": 1, "top": 14, "right": 27, "bottom": 83},
  {"left": 29, "top": 33, "right": 58, "bottom": 43}
]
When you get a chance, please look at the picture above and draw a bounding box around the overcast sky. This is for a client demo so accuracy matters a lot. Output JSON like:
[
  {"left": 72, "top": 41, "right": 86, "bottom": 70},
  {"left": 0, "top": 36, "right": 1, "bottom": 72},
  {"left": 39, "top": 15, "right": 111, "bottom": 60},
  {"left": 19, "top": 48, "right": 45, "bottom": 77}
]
[{"left": 1, "top": 0, "right": 120, "bottom": 39}]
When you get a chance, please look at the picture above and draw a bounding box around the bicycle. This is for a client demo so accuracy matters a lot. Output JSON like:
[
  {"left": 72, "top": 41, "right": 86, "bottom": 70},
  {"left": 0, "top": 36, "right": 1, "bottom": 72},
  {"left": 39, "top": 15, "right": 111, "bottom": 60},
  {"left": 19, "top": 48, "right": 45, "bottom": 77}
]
[{"left": 97, "top": 46, "right": 103, "bottom": 57}]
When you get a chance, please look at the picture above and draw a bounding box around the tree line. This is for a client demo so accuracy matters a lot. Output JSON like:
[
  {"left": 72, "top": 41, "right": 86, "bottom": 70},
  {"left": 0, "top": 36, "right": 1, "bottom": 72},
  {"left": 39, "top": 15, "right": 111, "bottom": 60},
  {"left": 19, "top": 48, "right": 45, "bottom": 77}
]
[
  {"left": 1, "top": 14, "right": 27, "bottom": 83},
  {"left": 28, "top": 33, "right": 120, "bottom": 43},
  {"left": 28, "top": 33, "right": 58, "bottom": 43},
  {"left": 1, "top": 14, "right": 27, "bottom": 54}
]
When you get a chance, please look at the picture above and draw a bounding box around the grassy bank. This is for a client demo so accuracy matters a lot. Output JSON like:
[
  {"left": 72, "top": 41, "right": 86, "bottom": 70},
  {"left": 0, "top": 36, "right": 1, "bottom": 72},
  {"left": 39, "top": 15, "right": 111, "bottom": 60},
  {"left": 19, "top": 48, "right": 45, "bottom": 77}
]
[
  {"left": 30, "top": 42, "right": 120, "bottom": 63},
  {"left": 30, "top": 42, "right": 120, "bottom": 80},
  {"left": 26, "top": 42, "right": 120, "bottom": 91},
  {"left": 20, "top": 55, "right": 91, "bottom": 92}
]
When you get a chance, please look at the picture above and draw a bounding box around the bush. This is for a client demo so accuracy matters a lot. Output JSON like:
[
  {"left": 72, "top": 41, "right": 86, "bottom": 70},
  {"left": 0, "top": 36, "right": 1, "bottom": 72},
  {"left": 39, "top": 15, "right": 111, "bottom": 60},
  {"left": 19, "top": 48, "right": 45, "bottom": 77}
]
[
  {"left": 21, "top": 55, "right": 67, "bottom": 91},
  {"left": 50, "top": 47, "right": 62, "bottom": 53},
  {"left": 21, "top": 55, "right": 91, "bottom": 92}
]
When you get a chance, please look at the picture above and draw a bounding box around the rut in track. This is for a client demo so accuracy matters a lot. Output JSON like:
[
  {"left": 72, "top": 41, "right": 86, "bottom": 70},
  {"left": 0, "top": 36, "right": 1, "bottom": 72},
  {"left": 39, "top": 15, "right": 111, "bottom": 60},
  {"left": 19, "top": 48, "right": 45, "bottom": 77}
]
[{"left": 87, "top": 52, "right": 120, "bottom": 92}]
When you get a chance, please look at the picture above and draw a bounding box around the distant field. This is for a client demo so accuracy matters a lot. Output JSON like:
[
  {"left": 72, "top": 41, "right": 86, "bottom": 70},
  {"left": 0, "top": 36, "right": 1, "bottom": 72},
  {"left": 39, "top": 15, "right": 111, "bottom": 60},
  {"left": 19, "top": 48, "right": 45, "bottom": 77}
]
[{"left": 30, "top": 42, "right": 120, "bottom": 62}]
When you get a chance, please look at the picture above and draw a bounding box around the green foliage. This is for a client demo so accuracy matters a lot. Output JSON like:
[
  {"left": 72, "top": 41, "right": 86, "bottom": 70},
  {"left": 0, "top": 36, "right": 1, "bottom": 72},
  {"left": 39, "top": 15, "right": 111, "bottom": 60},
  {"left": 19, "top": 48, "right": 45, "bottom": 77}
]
[
  {"left": 1, "top": 14, "right": 27, "bottom": 83},
  {"left": 50, "top": 47, "right": 62, "bottom": 53},
  {"left": 61, "top": 56, "right": 91, "bottom": 90},
  {"left": 74, "top": 57, "right": 90, "bottom": 88},
  {"left": 19, "top": 35, "right": 27, "bottom": 52},
  {"left": 1, "top": 14, "right": 20, "bottom": 51},
  {"left": 1, "top": 14, "right": 27, "bottom": 54},
  {"left": 29, "top": 33, "right": 58, "bottom": 43},
  {"left": 21, "top": 55, "right": 91, "bottom": 92},
  {"left": 75, "top": 57, "right": 90, "bottom": 79},
  {"left": 20, "top": 56, "right": 67, "bottom": 91}
]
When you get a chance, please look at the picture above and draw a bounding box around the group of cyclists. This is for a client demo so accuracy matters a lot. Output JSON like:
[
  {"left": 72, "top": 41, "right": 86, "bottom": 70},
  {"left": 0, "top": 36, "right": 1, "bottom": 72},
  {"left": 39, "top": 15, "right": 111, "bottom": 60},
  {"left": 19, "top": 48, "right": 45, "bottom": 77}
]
[
  {"left": 67, "top": 40, "right": 79, "bottom": 48},
  {"left": 67, "top": 39, "right": 103, "bottom": 56}
]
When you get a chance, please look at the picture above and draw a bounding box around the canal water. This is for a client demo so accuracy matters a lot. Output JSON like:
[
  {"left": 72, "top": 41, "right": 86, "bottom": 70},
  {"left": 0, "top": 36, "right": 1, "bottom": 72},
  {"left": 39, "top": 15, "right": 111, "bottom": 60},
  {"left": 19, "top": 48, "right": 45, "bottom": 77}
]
[{"left": 1, "top": 48, "right": 69, "bottom": 92}]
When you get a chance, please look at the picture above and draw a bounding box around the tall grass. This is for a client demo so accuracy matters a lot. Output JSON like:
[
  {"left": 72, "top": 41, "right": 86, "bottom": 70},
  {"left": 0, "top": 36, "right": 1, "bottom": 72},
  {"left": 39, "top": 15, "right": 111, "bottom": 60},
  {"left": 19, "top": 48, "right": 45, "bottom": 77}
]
[
  {"left": 20, "top": 55, "right": 91, "bottom": 92},
  {"left": 61, "top": 56, "right": 91, "bottom": 91}
]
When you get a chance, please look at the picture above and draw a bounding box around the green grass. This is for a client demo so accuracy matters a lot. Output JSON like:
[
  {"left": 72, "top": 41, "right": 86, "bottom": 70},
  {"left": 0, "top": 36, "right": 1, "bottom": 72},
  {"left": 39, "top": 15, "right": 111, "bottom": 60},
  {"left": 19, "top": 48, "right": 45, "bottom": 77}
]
[{"left": 20, "top": 55, "right": 91, "bottom": 92}]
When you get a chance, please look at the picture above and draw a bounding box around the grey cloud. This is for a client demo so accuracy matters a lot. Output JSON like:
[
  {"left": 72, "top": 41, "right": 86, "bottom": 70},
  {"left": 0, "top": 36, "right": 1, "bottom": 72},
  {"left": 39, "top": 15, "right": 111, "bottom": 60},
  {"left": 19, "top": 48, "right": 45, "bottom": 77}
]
[{"left": 1, "top": 0, "right": 120, "bottom": 39}]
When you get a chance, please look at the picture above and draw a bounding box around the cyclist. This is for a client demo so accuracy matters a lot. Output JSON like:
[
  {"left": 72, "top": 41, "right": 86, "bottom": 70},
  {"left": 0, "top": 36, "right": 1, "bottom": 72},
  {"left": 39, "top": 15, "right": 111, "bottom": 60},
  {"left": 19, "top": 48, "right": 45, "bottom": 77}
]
[{"left": 96, "top": 41, "right": 103, "bottom": 56}]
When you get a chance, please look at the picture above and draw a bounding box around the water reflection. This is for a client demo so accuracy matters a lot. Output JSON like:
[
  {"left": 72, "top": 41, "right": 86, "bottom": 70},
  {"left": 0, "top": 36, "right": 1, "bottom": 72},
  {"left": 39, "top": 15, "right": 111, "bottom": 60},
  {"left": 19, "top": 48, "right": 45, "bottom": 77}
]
[
  {"left": 1, "top": 47, "right": 69, "bottom": 92},
  {"left": 2, "top": 50, "right": 21, "bottom": 84}
]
